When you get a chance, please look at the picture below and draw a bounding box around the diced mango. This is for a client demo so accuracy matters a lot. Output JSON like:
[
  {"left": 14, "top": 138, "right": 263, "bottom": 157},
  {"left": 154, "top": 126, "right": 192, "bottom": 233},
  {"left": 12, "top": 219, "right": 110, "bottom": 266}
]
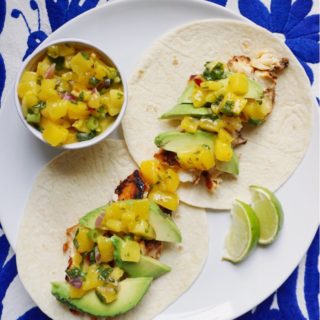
[
  {"left": 94, "top": 59, "right": 109, "bottom": 79},
  {"left": 148, "top": 189, "right": 179, "bottom": 211},
  {"left": 36, "top": 57, "right": 51, "bottom": 76},
  {"left": 56, "top": 44, "right": 75, "bottom": 56},
  {"left": 82, "top": 265, "right": 104, "bottom": 291},
  {"left": 68, "top": 101, "right": 89, "bottom": 120},
  {"left": 70, "top": 52, "right": 94, "bottom": 75},
  {"left": 72, "top": 251, "right": 83, "bottom": 268},
  {"left": 214, "top": 139, "right": 233, "bottom": 162},
  {"left": 72, "top": 119, "right": 90, "bottom": 133},
  {"left": 18, "top": 81, "right": 40, "bottom": 98},
  {"left": 178, "top": 146, "right": 215, "bottom": 171},
  {"left": 105, "top": 219, "right": 122, "bottom": 233},
  {"left": 228, "top": 73, "right": 249, "bottom": 95},
  {"left": 120, "top": 239, "right": 141, "bottom": 262},
  {"left": 140, "top": 159, "right": 162, "bottom": 185},
  {"left": 21, "top": 91, "right": 39, "bottom": 116},
  {"left": 69, "top": 286, "right": 87, "bottom": 299},
  {"left": 158, "top": 168, "right": 180, "bottom": 193},
  {"left": 95, "top": 285, "right": 118, "bottom": 304},
  {"left": 65, "top": 132, "right": 78, "bottom": 144},
  {"left": 46, "top": 99, "right": 68, "bottom": 121},
  {"left": 97, "top": 236, "right": 114, "bottom": 263},
  {"left": 108, "top": 89, "right": 124, "bottom": 116},
  {"left": 20, "top": 71, "right": 38, "bottom": 83},
  {"left": 199, "top": 118, "right": 224, "bottom": 133},
  {"left": 42, "top": 121, "right": 69, "bottom": 146},
  {"left": 180, "top": 116, "right": 199, "bottom": 133},
  {"left": 200, "top": 81, "right": 223, "bottom": 91},
  {"left": 61, "top": 71, "right": 73, "bottom": 82},
  {"left": 109, "top": 267, "right": 124, "bottom": 282},
  {"left": 74, "top": 227, "right": 95, "bottom": 253},
  {"left": 131, "top": 220, "right": 156, "bottom": 240},
  {"left": 38, "top": 79, "right": 59, "bottom": 101},
  {"left": 192, "top": 88, "right": 206, "bottom": 108},
  {"left": 88, "top": 92, "right": 100, "bottom": 109},
  {"left": 243, "top": 100, "right": 269, "bottom": 120},
  {"left": 218, "top": 128, "right": 233, "bottom": 144}
]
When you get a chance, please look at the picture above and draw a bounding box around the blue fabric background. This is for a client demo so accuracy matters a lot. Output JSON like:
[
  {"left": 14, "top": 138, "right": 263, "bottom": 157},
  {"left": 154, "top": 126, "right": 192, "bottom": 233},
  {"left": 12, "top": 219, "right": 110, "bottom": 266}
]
[{"left": 0, "top": 0, "right": 319, "bottom": 319}]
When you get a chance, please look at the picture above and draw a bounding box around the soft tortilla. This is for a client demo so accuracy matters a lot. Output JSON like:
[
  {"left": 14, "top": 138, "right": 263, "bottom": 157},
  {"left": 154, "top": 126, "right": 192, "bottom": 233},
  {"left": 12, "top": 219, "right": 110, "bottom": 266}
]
[
  {"left": 122, "top": 19, "right": 313, "bottom": 209},
  {"left": 16, "top": 139, "right": 208, "bottom": 320}
]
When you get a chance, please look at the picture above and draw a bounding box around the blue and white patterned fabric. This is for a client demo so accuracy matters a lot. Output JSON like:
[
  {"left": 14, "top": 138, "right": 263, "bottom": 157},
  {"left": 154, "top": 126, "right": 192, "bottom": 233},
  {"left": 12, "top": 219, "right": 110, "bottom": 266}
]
[{"left": 0, "top": 1, "right": 319, "bottom": 319}]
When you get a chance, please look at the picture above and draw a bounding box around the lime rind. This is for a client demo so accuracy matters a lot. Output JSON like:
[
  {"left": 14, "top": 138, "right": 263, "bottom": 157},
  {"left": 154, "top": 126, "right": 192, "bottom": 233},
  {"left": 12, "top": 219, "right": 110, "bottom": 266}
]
[
  {"left": 223, "top": 199, "right": 260, "bottom": 263},
  {"left": 249, "top": 185, "right": 284, "bottom": 245}
]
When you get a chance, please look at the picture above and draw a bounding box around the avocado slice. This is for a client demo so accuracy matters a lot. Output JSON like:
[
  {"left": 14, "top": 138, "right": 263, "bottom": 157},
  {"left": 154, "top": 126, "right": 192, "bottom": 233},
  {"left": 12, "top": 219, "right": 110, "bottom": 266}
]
[
  {"left": 79, "top": 201, "right": 181, "bottom": 243},
  {"left": 245, "top": 79, "right": 263, "bottom": 99},
  {"left": 79, "top": 205, "right": 106, "bottom": 229},
  {"left": 160, "top": 103, "right": 213, "bottom": 119},
  {"left": 111, "top": 235, "right": 171, "bottom": 278},
  {"left": 177, "top": 82, "right": 194, "bottom": 104},
  {"left": 51, "top": 277, "right": 152, "bottom": 317},
  {"left": 149, "top": 202, "right": 182, "bottom": 243},
  {"left": 216, "top": 151, "right": 239, "bottom": 175},
  {"left": 155, "top": 130, "right": 214, "bottom": 154}
]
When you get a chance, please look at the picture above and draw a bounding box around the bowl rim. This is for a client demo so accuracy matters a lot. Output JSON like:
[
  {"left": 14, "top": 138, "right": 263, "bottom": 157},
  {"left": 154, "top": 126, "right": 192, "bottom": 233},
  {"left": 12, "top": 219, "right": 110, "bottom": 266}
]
[{"left": 14, "top": 37, "right": 128, "bottom": 150}]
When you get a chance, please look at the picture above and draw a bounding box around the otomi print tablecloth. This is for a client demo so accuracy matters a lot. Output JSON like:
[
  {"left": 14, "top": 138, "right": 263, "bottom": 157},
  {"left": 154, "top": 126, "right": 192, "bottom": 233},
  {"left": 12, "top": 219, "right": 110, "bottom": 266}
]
[{"left": 0, "top": 1, "right": 319, "bottom": 319}]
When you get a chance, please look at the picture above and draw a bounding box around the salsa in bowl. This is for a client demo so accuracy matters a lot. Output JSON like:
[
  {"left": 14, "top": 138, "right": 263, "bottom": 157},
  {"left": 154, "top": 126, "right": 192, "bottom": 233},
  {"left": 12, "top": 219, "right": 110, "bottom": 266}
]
[{"left": 15, "top": 38, "right": 127, "bottom": 149}]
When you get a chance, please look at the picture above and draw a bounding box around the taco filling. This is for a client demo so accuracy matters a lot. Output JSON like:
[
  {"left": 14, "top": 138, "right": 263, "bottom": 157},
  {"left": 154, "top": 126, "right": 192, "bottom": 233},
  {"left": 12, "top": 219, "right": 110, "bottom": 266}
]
[
  {"left": 51, "top": 168, "right": 182, "bottom": 318},
  {"left": 154, "top": 53, "right": 288, "bottom": 191}
]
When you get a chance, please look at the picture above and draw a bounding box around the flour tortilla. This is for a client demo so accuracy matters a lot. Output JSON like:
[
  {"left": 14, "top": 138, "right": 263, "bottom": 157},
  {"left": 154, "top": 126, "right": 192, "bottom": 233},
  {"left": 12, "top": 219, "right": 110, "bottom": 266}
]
[
  {"left": 122, "top": 19, "right": 313, "bottom": 210},
  {"left": 16, "top": 139, "right": 208, "bottom": 320}
]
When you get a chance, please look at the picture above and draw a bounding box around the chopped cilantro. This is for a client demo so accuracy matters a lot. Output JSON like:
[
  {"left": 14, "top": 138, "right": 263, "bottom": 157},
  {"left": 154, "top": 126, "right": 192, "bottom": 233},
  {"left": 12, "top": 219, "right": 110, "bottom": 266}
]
[
  {"left": 221, "top": 101, "right": 235, "bottom": 116},
  {"left": 203, "top": 62, "right": 225, "bottom": 81},
  {"left": 66, "top": 267, "right": 85, "bottom": 279},
  {"left": 81, "top": 51, "right": 90, "bottom": 60},
  {"left": 48, "top": 56, "right": 65, "bottom": 71}
]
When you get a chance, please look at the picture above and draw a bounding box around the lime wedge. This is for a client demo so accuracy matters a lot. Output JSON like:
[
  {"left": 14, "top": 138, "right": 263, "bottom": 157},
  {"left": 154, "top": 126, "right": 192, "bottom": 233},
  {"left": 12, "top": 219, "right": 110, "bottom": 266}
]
[
  {"left": 223, "top": 199, "right": 260, "bottom": 263},
  {"left": 249, "top": 185, "right": 284, "bottom": 245}
]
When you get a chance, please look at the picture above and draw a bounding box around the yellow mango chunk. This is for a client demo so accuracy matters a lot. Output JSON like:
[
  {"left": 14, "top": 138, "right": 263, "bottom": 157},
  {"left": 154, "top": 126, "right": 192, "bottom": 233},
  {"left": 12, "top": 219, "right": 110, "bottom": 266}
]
[
  {"left": 120, "top": 239, "right": 141, "bottom": 262},
  {"left": 74, "top": 227, "right": 95, "bottom": 253},
  {"left": 88, "top": 92, "right": 100, "bottom": 109},
  {"left": 140, "top": 159, "right": 162, "bottom": 185},
  {"left": 18, "top": 81, "right": 40, "bottom": 99},
  {"left": 70, "top": 52, "right": 93, "bottom": 75},
  {"left": 69, "top": 286, "right": 87, "bottom": 299},
  {"left": 228, "top": 73, "right": 249, "bottom": 95},
  {"left": 214, "top": 139, "right": 233, "bottom": 162},
  {"left": 72, "top": 251, "right": 83, "bottom": 268},
  {"left": 21, "top": 91, "right": 39, "bottom": 116},
  {"left": 38, "top": 79, "right": 59, "bottom": 101},
  {"left": 36, "top": 57, "right": 51, "bottom": 76},
  {"left": 192, "top": 88, "right": 206, "bottom": 108},
  {"left": 97, "top": 236, "right": 114, "bottom": 263},
  {"left": 243, "top": 100, "right": 269, "bottom": 120},
  {"left": 131, "top": 220, "right": 156, "bottom": 240},
  {"left": 109, "top": 267, "right": 124, "bottom": 282},
  {"left": 108, "top": 89, "right": 124, "bottom": 116},
  {"left": 46, "top": 100, "right": 68, "bottom": 121},
  {"left": 94, "top": 59, "right": 109, "bottom": 79},
  {"left": 20, "top": 71, "right": 38, "bottom": 83},
  {"left": 65, "top": 132, "right": 78, "bottom": 144},
  {"left": 148, "top": 189, "right": 179, "bottom": 211},
  {"left": 105, "top": 219, "right": 122, "bottom": 233},
  {"left": 96, "top": 285, "right": 118, "bottom": 304},
  {"left": 158, "top": 168, "right": 180, "bottom": 193},
  {"left": 200, "top": 81, "right": 223, "bottom": 91},
  {"left": 82, "top": 265, "right": 104, "bottom": 291},
  {"left": 199, "top": 118, "right": 224, "bottom": 133},
  {"left": 68, "top": 101, "right": 89, "bottom": 120},
  {"left": 218, "top": 128, "right": 233, "bottom": 144},
  {"left": 42, "top": 121, "right": 69, "bottom": 146},
  {"left": 180, "top": 116, "right": 200, "bottom": 133},
  {"left": 178, "top": 147, "right": 215, "bottom": 171}
]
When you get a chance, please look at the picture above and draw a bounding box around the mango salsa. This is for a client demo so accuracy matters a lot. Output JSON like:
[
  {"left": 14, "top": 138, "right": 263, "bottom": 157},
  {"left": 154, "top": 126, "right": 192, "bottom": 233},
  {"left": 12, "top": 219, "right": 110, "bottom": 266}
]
[{"left": 17, "top": 42, "right": 125, "bottom": 146}]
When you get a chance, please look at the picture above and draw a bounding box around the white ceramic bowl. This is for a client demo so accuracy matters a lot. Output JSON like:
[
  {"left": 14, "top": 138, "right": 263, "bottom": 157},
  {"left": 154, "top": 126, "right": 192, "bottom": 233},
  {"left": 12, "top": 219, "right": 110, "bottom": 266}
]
[{"left": 14, "top": 38, "right": 128, "bottom": 149}]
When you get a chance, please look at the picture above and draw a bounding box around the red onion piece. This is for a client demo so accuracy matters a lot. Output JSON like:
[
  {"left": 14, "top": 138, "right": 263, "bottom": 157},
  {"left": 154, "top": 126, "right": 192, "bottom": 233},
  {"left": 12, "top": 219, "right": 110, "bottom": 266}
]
[
  {"left": 44, "top": 63, "right": 56, "bottom": 79},
  {"left": 69, "top": 277, "right": 83, "bottom": 289},
  {"left": 62, "top": 92, "right": 77, "bottom": 101},
  {"left": 95, "top": 213, "right": 104, "bottom": 228}
]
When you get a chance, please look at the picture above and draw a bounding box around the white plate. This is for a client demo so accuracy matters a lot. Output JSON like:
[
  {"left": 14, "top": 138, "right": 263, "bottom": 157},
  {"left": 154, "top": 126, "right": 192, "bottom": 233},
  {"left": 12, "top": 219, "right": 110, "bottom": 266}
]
[{"left": 0, "top": 0, "right": 318, "bottom": 319}]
